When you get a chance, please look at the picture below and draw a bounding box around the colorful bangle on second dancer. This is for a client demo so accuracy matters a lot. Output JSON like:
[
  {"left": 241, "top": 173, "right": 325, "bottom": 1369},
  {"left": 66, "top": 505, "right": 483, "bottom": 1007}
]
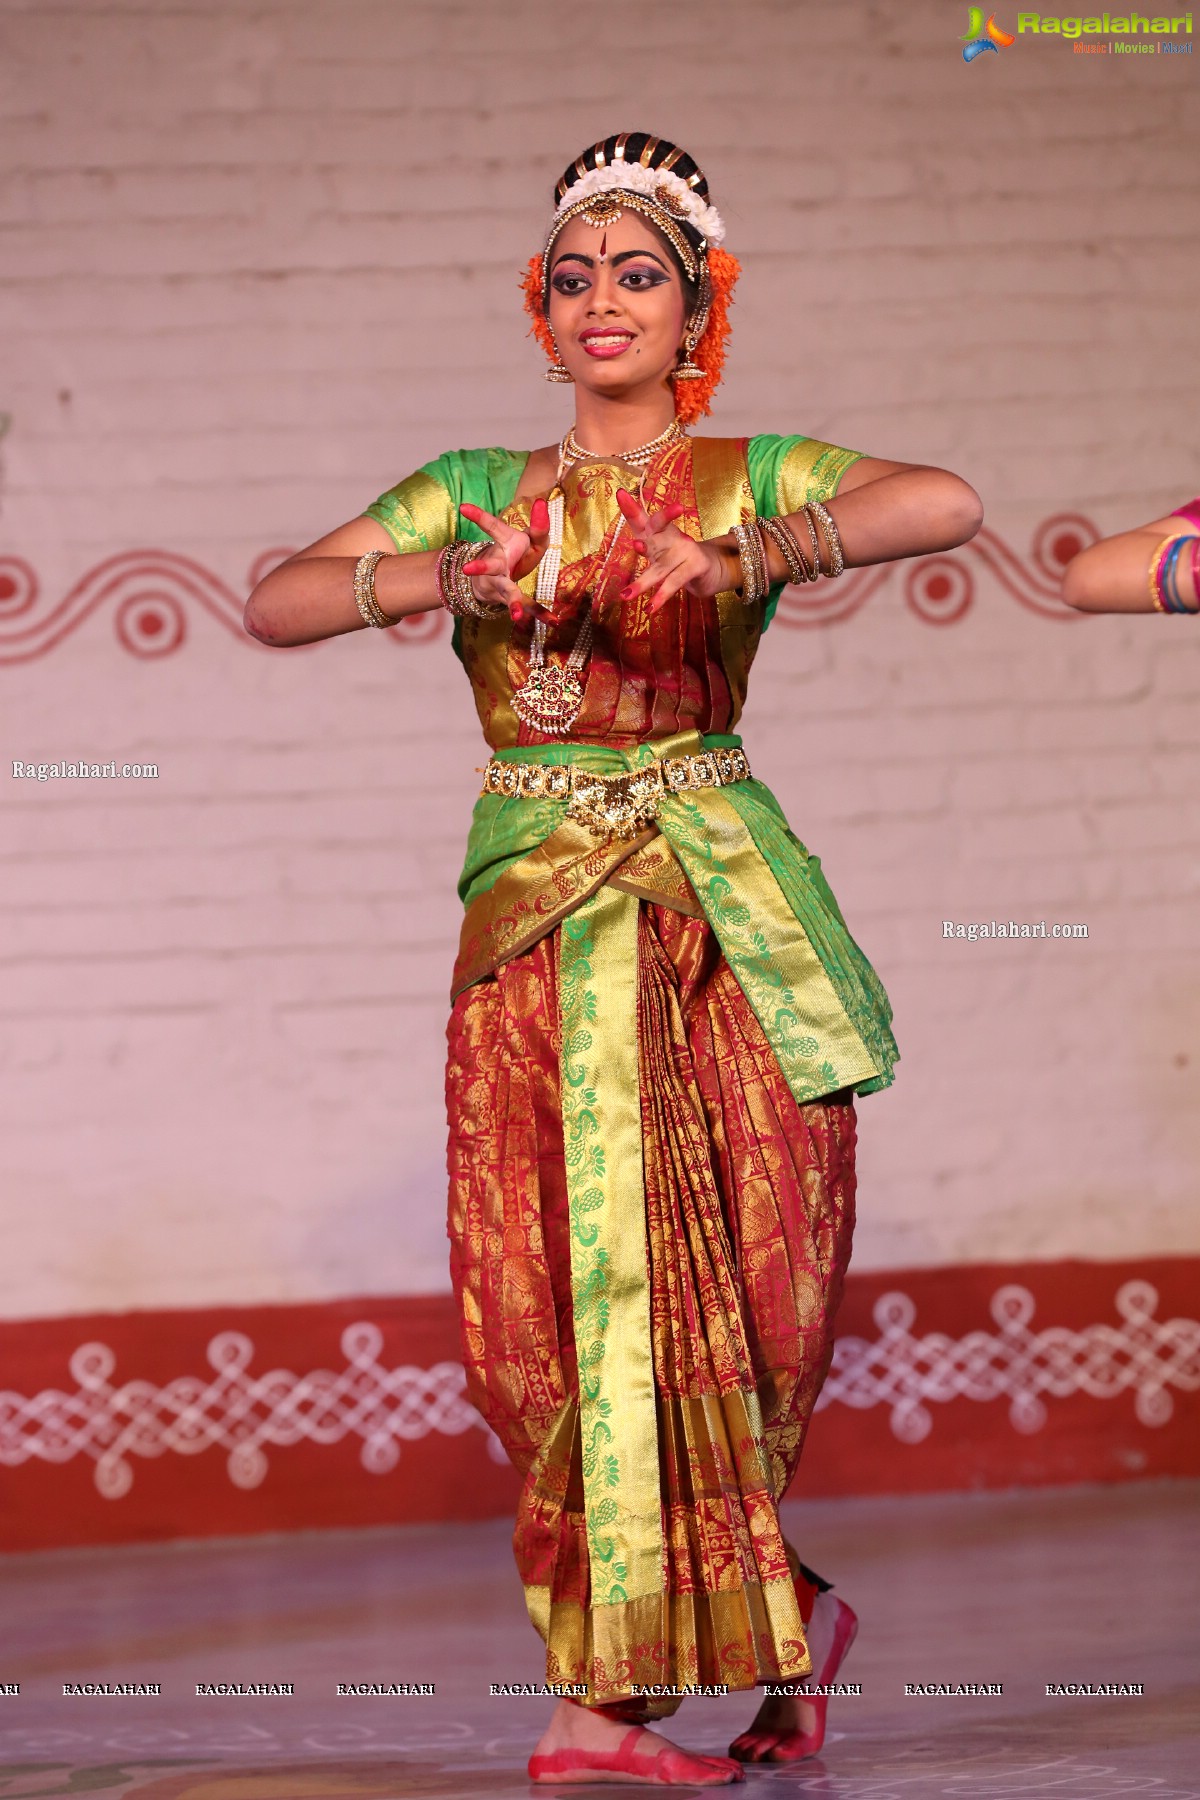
[{"left": 1148, "top": 534, "right": 1200, "bottom": 614}]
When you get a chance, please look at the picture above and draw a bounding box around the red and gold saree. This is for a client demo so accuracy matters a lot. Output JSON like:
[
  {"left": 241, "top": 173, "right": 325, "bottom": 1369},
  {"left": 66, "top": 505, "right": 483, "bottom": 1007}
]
[{"left": 368, "top": 433, "right": 898, "bottom": 1716}]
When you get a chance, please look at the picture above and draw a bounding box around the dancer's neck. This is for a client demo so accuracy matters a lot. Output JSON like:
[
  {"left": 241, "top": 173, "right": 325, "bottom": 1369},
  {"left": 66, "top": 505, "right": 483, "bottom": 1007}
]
[{"left": 569, "top": 390, "right": 679, "bottom": 458}]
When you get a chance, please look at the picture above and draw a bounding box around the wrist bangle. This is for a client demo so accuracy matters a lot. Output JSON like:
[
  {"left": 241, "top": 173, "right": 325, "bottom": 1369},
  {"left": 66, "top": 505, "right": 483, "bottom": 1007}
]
[
  {"left": 1148, "top": 534, "right": 1193, "bottom": 614},
  {"left": 437, "top": 539, "right": 506, "bottom": 619},
  {"left": 1163, "top": 537, "right": 1188, "bottom": 613},
  {"left": 1162, "top": 536, "right": 1197, "bottom": 614},
  {"left": 795, "top": 505, "right": 823, "bottom": 581},
  {"left": 353, "top": 550, "right": 397, "bottom": 628},
  {"left": 732, "top": 520, "right": 770, "bottom": 606},
  {"left": 806, "top": 500, "right": 845, "bottom": 578},
  {"left": 1148, "top": 537, "right": 1171, "bottom": 612},
  {"left": 761, "top": 514, "right": 817, "bottom": 584}
]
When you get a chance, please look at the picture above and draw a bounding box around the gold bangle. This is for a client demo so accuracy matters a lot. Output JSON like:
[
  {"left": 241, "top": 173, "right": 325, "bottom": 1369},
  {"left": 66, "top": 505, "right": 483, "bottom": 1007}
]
[
  {"left": 1147, "top": 535, "right": 1177, "bottom": 613},
  {"left": 749, "top": 521, "right": 770, "bottom": 602},
  {"left": 795, "top": 505, "right": 823, "bottom": 579},
  {"left": 353, "top": 550, "right": 397, "bottom": 627},
  {"left": 731, "top": 521, "right": 769, "bottom": 606},
  {"left": 807, "top": 500, "right": 845, "bottom": 578},
  {"left": 761, "top": 514, "right": 815, "bottom": 584}
]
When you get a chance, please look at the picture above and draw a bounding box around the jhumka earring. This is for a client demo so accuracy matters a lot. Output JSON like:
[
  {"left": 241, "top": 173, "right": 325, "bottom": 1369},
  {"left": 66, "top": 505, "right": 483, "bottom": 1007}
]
[
  {"left": 674, "top": 328, "right": 705, "bottom": 381},
  {"left": 544, "top": 326, "right": 574, "bottom": 384},
  {"left": 673, "top": 281, "right": 711, "bottom": 382}
]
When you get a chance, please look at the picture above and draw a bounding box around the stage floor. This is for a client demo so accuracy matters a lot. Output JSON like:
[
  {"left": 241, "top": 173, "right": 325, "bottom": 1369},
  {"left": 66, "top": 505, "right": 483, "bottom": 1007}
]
[{"left": 1, "top": 1479, "right": 1196, "bottom": 1798}]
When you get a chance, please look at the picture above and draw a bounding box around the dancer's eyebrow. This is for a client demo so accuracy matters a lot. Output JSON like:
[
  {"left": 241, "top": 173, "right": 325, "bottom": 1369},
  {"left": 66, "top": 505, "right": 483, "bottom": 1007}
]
[{"left": 551, "top": 250, "right": 672, "bottom": 273}]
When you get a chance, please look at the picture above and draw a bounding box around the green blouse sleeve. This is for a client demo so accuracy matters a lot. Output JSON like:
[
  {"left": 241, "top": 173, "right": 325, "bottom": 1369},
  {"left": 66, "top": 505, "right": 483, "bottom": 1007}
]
[
  {"left": 747, "top": 433, "right": 864, "bottom": 629},
  {"left": 364, "top": 446, "right": 530, "bottom": 553}
]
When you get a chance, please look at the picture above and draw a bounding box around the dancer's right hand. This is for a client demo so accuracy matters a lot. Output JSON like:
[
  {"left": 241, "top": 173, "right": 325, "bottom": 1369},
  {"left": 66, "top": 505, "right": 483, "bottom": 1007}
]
[{"left": 458, "top": 499, "right": 550, "bottom": 625}]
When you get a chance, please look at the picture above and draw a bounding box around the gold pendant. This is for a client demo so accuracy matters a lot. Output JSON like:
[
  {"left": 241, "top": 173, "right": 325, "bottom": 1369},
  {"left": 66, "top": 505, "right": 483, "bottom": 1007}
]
[{"left": 511, "top": 663, "right": 585, "bottom": 735}]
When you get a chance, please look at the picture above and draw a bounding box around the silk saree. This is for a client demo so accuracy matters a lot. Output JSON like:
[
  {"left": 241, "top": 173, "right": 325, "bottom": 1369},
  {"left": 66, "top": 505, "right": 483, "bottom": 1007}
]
[{"left": 367, "top": 434, "right": 898, "bottom": 1716}]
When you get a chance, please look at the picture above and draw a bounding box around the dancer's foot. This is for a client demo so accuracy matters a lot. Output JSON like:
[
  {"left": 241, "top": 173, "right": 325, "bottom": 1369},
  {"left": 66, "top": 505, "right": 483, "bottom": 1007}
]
[
  {"left": 728, "top": 1589, "right": 858, "bottom": 1764},
  {"left": 530, "top": 1698, "right": 744, "bottom": 1785}
]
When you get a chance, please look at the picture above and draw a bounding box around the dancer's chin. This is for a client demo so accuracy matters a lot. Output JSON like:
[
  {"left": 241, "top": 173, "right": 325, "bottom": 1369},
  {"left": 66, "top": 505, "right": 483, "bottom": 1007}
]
[{"left": 574, "top": 364, "right": 675, "bottom": 403}]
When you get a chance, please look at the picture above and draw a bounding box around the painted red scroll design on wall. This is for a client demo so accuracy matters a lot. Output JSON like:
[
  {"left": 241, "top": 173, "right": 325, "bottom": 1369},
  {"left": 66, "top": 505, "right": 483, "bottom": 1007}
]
[
  {"left": 0, "top": 518, "right": 1096, "bottom": 664},
  {"left": 1, "top": 1281, "right": 1195, "bottom": 1501}
]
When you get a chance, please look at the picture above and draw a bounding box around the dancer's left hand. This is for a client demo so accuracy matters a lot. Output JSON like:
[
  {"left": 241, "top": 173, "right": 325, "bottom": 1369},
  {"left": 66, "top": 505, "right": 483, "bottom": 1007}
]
[{"left": 614, "top": 488, "right": 735, "bottom": 615}]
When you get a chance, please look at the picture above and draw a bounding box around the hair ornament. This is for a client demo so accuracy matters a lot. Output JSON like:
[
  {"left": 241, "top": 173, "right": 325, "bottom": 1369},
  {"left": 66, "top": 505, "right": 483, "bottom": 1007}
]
[{"left": 554, "top": 161, "right": 726, "bottom": 248}]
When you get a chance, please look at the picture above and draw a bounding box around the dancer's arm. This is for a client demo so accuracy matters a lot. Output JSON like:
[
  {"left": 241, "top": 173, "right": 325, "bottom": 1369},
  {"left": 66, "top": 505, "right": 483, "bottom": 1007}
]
[
  {"left": 1061, "top": 507, "right": 1200, "bottom": 613},
  {"left": 786, "top": 456, "right": 984, "bottom": 567},
  {"left": 619, "top": 458, "right": 984, "bottom": 613},
  {"left": 242, "top": 502, "right": 549, "bottom": 647}
]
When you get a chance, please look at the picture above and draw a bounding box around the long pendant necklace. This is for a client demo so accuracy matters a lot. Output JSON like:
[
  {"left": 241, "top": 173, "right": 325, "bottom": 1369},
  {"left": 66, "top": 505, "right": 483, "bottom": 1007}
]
[
  {"left": 510, "top": 422, "right": 686, "bottom": 736},
  {"left": 511, "top": 488, "right": 617, "bottom": 735}
]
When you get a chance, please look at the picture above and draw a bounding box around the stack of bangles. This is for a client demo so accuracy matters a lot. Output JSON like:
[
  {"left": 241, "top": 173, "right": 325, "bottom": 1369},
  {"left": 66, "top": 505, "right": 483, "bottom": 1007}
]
[
  {"left": 1148, "top": 535, "right": 1200, "bottom": 615},
  {"left": 352, "top": 549, "right": 399, "bottom": 628},
  {"left": 352, "top": 542, "right": 509, "bottom": 629},
  {"left": 435, "top": 539, "right": 507, "bottom": 619},
  {"left": 730, "top": 501, "right": 845, "bottom": 606}
]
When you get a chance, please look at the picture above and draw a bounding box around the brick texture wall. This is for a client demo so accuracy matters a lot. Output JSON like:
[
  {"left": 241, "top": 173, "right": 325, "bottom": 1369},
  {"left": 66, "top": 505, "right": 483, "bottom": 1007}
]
[{"left": 1, "top": 0, "right": 1197, "bottom": 1318}]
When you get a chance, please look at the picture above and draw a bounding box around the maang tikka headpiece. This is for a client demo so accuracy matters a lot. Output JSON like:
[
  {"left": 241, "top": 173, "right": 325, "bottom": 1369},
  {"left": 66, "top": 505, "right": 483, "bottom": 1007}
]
[{"left": 539, "top": 135, "right": 726, "bottom": 384}]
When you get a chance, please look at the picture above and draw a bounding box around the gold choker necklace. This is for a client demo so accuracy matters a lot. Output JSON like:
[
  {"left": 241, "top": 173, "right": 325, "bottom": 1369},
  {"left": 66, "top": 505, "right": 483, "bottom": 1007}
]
[{"left": 561, "top": 418, "right": 687, "bottom": 471}]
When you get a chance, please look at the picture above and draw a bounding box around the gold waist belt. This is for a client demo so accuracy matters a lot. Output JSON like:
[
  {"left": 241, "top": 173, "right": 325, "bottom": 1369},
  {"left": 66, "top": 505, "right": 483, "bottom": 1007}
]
[{"left": 481, "top": 745, "right": 752, "bottom": 840}]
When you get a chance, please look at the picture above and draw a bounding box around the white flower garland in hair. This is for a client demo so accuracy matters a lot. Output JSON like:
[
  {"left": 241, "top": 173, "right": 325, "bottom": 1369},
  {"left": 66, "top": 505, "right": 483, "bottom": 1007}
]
[{"left": 556, "top": 161, "right": 726, "bottom": 247}]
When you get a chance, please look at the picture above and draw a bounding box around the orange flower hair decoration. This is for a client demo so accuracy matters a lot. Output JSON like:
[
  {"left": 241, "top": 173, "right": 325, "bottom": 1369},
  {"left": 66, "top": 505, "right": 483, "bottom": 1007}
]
[{"left": 522, "top": 245, "right": 741, "bottom": 427}]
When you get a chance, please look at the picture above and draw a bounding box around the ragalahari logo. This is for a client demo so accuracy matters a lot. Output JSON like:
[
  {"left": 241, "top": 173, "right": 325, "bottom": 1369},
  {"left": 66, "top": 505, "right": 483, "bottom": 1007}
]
[{"left": 961, "top": 8, "right": 1018, "bottom": 56}]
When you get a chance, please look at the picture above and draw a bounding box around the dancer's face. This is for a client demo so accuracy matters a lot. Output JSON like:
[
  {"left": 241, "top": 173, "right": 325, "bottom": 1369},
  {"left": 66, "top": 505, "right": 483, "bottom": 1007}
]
[{"left": 546, "top": 212, "right": 690, "bottom": 400}]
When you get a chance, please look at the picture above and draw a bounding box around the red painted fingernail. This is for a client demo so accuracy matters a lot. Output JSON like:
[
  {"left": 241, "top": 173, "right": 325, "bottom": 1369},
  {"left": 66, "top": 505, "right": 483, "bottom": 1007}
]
[
  {"left": 619, "top": 584, "right": 634, "bottom": 600},
  {"left": 512, "top": 605, "right": 525, "bottom": 624},
  {"left": 632, "top": 539, "right": 646, "bottom": 554}
]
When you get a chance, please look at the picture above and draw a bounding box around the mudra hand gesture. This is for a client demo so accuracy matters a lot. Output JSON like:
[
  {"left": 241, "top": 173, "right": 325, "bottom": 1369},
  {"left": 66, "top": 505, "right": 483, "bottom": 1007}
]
[
  {"left": 458, "top": 498, "right": 551, "bottom": 625},
  {"left": 615, "top": 486, "right": 732, "bottom": 616}
]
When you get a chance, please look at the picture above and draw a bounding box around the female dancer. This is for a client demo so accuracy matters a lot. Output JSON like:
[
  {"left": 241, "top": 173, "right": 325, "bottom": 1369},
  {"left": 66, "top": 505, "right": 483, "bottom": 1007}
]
[
  {"left": 245, "top": 133, "right": 983, "bottom": 1787},
  {"left": 1062, "top": 499, "right": 1200, "bottom": 614}
]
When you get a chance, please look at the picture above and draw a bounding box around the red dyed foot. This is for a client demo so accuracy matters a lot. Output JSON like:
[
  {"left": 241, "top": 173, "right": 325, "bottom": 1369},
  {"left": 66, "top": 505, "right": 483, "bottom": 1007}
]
[
  {"left": 530, "top": 1723, "right": 745, "bottom": 1786},
  {"left": 728, "top": 1595, "right": 858, "bottom": 1764}
]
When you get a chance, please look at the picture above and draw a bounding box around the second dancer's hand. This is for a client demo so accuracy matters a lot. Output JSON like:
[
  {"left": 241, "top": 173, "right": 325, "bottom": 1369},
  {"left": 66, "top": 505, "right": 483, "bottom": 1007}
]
[
  {"left": 614, "top": 487, "right": 735, "bottom": 615},
  {"left": 459, "top": 499, "right": 551, "bottom": 625}
]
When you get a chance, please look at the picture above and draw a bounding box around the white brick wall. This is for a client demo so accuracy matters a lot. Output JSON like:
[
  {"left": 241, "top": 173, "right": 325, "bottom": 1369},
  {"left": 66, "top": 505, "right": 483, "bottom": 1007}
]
[{"left": 1, "top": 0, "right": 1197, "bottom": 1317}]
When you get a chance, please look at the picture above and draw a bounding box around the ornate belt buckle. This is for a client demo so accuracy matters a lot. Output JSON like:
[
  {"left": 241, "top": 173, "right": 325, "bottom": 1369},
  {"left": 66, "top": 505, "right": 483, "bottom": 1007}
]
[{"left": 567, "top": 764, "right": 663, "bottom": 840}]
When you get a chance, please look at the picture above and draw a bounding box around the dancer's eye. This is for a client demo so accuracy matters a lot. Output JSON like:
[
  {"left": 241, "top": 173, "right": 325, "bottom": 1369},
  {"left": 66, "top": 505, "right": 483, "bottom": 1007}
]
[
  {"left": 620, "top": 266, "right": 669, "bottom": 290},
  {"left": 551, "top": 273, "right": 590, "bottom": 295}
]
